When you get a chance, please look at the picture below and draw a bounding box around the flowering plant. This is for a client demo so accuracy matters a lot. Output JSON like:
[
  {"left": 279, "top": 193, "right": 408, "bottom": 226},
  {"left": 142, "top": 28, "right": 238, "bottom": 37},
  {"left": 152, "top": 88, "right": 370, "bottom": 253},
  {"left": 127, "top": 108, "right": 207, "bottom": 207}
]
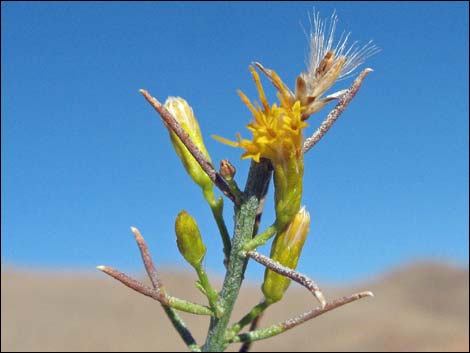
[{"left": 98, "top": 11, "right": 378, "bottom": 352}]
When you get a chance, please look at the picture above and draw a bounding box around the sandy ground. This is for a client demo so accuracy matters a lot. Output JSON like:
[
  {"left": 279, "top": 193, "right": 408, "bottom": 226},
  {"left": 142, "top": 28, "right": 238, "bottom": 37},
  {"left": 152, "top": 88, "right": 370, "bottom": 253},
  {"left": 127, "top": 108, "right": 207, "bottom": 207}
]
[{"left": 1, "top": 261, "right": 468, "bottom": 352}]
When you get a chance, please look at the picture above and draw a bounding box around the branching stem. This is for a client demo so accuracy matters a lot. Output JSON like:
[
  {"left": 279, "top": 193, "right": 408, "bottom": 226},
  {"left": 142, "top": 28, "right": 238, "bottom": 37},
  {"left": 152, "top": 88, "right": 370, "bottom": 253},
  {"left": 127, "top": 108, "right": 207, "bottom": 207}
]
[{"left": 230, "top": 291, "right": 374, "bottom": 344}]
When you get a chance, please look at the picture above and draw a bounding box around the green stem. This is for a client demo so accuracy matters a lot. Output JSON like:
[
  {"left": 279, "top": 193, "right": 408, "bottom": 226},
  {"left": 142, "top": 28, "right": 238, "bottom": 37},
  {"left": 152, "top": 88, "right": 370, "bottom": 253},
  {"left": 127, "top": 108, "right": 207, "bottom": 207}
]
[
  {"left": 162, "top": 306, "right": 201, "bottom": 352},
  {"left": 243, "top": 224, "right": 278, "bottom": 251},
  {"left": 229, "top": 291, "right": 373, "bottom": 344},
  {"left": 202, "top": 160, "right": 273, "bottom": 352},
  {"left": 196, "top": 266, "right": 223, "bottom": 317},
  {"left": 167, "top": 296, "right": 213, "bottom": 316},
  {"left": 226, "top": 178, "right": 243, "bottom": 201},
  {"left": 225, "top": 301, "right": 269, "bottom": 341},
  {"left": 231, "top": 323, "right": 284, "bottom": 345},
  {"left": 209, "top": 198, "right": 232, "bottom": 263}
]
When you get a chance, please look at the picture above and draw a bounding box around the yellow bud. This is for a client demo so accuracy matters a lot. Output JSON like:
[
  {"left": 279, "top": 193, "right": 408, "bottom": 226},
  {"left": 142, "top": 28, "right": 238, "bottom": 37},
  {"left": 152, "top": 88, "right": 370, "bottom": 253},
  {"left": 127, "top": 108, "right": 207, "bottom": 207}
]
[
  {"left": 164, "top": 97, "right": 214, "bottom": 194},
  {"left": 175, "top": 211, "right": 207, "bottom": 268},
  {"left": 262, "top": 206, "right": 310, "bottom": 304}
]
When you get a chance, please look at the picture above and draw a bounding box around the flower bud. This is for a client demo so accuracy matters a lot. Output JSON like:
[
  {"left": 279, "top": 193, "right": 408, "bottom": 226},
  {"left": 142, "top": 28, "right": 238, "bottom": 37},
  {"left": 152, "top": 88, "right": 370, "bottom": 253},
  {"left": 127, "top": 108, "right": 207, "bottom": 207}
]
[
  {"left": 164, "top": 97, "right": 214, "bottom": 194},
  {"left": 219, "top": 159, "right": 236, "bottom": 181},
  {"left": 175, "top": 210, "right": 207, "bottom": 268},
  {"left": 273, "top": 156, "right": 304, "bottom": 229},
  {"left": 262, "top": 206, "right": 310, "bottom": 304}
]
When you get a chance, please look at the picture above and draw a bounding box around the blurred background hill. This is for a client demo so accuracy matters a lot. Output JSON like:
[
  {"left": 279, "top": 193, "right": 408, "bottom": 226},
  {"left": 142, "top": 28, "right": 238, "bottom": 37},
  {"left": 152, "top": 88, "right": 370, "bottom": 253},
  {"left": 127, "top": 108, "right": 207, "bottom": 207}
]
[{"left": 2, "top": 260, "right": 468, "bottom": 352}]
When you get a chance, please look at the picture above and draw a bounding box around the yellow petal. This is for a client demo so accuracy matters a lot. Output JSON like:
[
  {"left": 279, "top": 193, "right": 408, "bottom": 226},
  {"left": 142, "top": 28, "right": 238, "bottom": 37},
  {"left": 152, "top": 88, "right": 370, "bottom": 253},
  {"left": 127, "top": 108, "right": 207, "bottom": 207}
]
[{"left": 211, "top": 135, "right": 240, "bottom": 147}]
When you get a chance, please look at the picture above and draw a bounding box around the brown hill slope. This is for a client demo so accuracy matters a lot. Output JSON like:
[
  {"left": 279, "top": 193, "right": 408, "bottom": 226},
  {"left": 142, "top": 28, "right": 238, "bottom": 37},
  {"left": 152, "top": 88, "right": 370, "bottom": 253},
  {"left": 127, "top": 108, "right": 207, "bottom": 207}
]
[{"left": 1, "top": 261, "right": 468, "bottom": 352}]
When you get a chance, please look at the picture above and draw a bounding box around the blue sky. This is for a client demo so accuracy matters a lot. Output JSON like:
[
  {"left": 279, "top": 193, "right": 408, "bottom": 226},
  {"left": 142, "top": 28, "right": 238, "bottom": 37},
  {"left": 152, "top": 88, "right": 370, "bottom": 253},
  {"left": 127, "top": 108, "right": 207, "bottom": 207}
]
[{"left": 2, "top": 2, "right": 468, "bottom": 282}]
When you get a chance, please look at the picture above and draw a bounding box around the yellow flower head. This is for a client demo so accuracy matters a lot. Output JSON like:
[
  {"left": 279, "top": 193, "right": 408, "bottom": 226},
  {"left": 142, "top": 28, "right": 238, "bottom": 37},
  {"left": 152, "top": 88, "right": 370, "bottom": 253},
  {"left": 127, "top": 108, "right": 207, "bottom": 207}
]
[{"left": 213, "top": 66, "right": 308, "bottom": 165}]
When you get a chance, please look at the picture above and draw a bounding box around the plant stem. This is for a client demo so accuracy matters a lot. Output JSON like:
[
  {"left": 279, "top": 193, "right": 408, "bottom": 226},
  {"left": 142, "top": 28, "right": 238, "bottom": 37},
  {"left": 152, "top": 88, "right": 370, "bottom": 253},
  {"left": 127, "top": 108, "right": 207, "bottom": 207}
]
[
  {"left": 226, "top": 301, "right": 269, "bottom": 340},
  {"left": 162, "top": 306, "right": 202, "bottom": 352},
  {"left": 202, "top": 160, "right": 272, "bottom": 352},
  {"left": 230, "top": 291, "right": 373, "bottom": 344},
  {"left": 129, "top": 227, "right": 200, "bottom": 350},
  {"left": 209, "top": 198, "right": 232, "bottom": 264},
  {"left": 167, "top": 296, "right": 213, "bottom": 316},
  {"left": 97, "top": 265, "right": 212, "bottom": 315},
  {"left": 238, "top": 309, "right": 264, "bottom": 352},
  {"left": 243, "top": 224, "right": 278, "bottom": 251},
  {"left": 97, "top": 265, "right": 202, "bottom": 350},
  {"left": 195, "top": 265, "right": 223, "bottom": 317}
]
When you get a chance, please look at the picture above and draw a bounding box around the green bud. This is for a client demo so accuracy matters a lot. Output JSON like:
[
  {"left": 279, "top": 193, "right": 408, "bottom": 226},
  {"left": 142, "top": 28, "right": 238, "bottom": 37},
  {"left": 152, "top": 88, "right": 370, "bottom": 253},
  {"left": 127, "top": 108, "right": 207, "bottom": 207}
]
[
  {"left": 262, "top": 206, "right": 310, "bottom": 304},
  {"left": 164, "top": 97, "right": 214, "bottom": 195},
  {"left": 175, "top": 210, "right": 207, "bottom": 268},
  {"left": 273, "top": 155, "right": 304, "bottom": 229}
]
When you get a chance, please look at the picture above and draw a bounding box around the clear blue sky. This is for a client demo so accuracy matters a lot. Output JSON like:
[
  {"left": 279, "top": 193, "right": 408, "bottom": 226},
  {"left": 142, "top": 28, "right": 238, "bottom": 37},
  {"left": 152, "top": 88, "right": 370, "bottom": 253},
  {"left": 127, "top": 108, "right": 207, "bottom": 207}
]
[{"left": 2, "top": 2, "right": 468, "bottom": 282}]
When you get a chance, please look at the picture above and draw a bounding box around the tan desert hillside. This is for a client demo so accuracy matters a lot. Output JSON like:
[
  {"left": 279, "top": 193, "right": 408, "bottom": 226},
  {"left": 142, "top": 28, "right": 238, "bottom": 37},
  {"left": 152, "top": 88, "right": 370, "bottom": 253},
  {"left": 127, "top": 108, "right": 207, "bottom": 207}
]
[{"left": 1, "top": 261, "right": 468, "bottom": 352}]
